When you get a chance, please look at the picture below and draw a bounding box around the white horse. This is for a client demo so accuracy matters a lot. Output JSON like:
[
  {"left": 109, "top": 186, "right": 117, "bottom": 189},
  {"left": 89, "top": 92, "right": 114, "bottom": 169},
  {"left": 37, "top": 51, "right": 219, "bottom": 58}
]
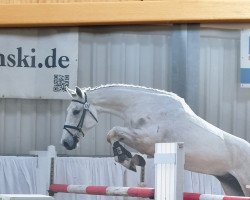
[{"left": 61, "top": 84, "right": 250, "bottom": 197}]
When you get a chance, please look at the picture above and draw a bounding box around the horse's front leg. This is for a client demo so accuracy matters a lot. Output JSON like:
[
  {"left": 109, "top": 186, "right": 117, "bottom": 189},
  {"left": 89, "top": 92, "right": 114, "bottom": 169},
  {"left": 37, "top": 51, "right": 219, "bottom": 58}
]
[{"left": 107, "top": 126, "right": 146, "bottom": 172}]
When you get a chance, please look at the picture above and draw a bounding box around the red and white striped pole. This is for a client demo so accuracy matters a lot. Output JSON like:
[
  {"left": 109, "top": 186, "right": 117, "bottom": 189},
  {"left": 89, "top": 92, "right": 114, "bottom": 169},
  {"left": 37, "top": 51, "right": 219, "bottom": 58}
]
[
  {"left": 184, "top": 193, "right": 250, "bottom": 200},
  {"left": 49, "top": 184, "right": 154, "bottom": 198},
  {"left": 49, "top": 184, "right": 250, "bottom": 200}
]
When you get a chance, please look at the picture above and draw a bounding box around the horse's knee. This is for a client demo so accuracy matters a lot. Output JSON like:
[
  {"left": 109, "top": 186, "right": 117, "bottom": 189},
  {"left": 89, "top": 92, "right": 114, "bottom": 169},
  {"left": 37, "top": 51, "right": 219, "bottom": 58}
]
[
  {"left": 106, "top": 132, "right": 113, "bottom": 143},
  {"left": 107, "top": 126, "right": 131, "bottom": 144},
  {"left": 106, "top": 127, "right": 119, "bottom": 143}
]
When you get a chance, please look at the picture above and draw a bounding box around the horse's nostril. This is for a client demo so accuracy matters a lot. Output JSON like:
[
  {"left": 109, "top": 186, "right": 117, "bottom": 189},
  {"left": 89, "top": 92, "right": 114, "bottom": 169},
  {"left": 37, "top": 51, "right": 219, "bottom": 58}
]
[
  {"left": 73, "top": 136, "right": 79, "bottom": 144},
  {"left": 63, "top": 141, "right": 72, "bottom": 150}
]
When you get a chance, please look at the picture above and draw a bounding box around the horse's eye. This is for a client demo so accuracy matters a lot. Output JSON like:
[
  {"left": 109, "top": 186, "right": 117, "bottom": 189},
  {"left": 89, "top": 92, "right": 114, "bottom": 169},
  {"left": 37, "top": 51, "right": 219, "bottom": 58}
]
[{"left": 73, "top": 110, "right": 81, "bottom": 115}]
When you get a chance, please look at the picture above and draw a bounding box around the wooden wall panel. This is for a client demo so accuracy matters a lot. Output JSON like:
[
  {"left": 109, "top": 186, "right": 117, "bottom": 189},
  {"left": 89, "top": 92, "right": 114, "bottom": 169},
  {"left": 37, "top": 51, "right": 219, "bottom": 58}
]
[
  {"left": 1, "top": 0, "right": 250, "bottom": 27},
  {"left": 0, "top": 0, "right": 140, "bottom": 3}
]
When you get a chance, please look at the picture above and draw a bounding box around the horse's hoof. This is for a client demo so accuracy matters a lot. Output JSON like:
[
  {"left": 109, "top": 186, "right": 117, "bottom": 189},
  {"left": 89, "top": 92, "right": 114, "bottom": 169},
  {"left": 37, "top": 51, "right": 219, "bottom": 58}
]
[
  {"left": 132, "top": 154, "right": 146, "bottom": 167},
  {"left": 120, "top": 159, "right": 137, "bottom": 172},
  {"left": 113, "top": 141, "right": 132, "bottom": 163},
  {"left": 129, "top": 164, "right": 137, "bottom": 172}
]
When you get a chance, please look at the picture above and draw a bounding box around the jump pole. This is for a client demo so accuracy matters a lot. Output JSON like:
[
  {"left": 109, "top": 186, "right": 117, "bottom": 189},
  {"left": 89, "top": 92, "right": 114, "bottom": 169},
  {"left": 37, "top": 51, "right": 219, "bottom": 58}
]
[
  {"left": 184, "top": 193, "right": 250, "bottom": 200},
  {"left": 49, "top": 184, "right": 250, "bottom": 200},
  {"left": 49, "top": 184, "right": 154, "bottom": 198}
]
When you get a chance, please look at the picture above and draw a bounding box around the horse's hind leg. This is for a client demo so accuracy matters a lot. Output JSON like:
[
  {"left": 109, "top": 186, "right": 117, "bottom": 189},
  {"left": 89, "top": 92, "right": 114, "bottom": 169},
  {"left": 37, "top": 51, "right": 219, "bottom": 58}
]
[
  {"left": 216, "top": 173, "right": 244, "bottom": 196},
  {"left": 107, "top": 126, "right": 146, "bottom": 172}
]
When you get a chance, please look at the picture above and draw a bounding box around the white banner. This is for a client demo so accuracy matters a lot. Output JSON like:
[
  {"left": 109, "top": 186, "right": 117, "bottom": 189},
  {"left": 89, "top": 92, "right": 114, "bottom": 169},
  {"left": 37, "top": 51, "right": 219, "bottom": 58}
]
[
  {"left": 241, "top": 29, "right": 250, "bottom": 87},
  {"left": 0, "top": 28, "right": 78, "bottom": 99}
]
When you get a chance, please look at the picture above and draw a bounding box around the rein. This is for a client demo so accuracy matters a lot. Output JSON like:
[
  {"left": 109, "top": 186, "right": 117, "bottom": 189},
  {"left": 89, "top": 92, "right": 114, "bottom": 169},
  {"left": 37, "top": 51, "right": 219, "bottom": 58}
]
[{"left": 63, "top": 93, "right": 98, "bottom": 139}]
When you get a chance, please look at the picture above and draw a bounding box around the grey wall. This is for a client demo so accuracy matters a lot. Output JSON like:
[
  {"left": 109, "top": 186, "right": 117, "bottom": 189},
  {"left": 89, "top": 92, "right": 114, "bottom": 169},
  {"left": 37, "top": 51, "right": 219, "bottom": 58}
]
[
  {"left": 0, "top": 25, "right": 248, "bottom": 156},
  {"left": 198, "top": 29, "right": 250, "bottom": 141},
  {"left": 0, "top": 26, "right": 173, "bottom": 155}
]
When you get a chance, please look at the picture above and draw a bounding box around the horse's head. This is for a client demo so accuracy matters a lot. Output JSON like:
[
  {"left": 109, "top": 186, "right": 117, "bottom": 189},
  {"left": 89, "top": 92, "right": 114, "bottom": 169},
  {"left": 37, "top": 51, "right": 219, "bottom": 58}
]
[{"left": 61, "top": 86, "right": 98, "bottom": 150}]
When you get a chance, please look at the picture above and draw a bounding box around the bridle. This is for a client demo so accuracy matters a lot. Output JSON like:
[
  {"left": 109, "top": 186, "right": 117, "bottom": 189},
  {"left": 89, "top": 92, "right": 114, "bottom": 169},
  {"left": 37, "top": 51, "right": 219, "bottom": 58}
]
[{"left": 63, "top": 93, "right": 98, "bottom": 140}]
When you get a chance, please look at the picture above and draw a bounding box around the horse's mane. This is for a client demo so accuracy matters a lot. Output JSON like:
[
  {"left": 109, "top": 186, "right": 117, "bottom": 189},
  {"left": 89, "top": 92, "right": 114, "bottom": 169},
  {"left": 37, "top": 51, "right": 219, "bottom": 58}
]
[{"left": 82, "top": 83, "right": 176, "bottom": 96}]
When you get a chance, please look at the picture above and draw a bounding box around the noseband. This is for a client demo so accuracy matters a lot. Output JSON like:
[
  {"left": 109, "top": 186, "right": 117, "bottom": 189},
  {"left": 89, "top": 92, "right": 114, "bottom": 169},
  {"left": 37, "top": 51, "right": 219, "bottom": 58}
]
[{"left": 63, "top": 93, "right": 98, "bottom": 140}]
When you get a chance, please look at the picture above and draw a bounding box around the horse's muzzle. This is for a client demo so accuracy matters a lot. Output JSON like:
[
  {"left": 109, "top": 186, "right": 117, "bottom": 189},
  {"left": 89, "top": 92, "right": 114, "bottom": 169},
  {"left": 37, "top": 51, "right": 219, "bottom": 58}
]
[{"left": 62, "top": 136, "right": 79, "bottom": 150}]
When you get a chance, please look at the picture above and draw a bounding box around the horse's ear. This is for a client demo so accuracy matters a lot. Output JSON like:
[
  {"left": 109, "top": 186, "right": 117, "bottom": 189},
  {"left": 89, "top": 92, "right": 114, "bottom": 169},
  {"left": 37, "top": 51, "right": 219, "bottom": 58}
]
[
  {"left": 75, "top": 86, "right": 83, "bottom": 98},
  {"left": 66, "top": 86, "right": 77, "bottom": 98}
]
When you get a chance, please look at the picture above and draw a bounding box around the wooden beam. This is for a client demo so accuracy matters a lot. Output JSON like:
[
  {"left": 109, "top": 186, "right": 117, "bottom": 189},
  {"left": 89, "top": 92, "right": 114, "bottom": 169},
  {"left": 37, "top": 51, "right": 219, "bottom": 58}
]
[
  {"left": 1, "top": 1, "right": 250, "bottom": 27},
  {"left": 201, "top": 23, "right": 250, "bottom": 30}
]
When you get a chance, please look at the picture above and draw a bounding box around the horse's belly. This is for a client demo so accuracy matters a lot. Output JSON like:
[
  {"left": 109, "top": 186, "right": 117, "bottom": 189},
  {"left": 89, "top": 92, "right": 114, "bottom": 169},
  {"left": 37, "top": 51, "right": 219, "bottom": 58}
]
[{"left": 184, "top": 153, "right": 231, "bottom": 175}]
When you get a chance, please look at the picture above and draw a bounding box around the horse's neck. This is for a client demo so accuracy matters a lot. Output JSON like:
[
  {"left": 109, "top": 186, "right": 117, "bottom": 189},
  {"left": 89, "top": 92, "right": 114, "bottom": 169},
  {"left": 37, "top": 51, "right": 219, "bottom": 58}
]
[{"left": 86, "top": 86, "right": 143, "bottom": 118}]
